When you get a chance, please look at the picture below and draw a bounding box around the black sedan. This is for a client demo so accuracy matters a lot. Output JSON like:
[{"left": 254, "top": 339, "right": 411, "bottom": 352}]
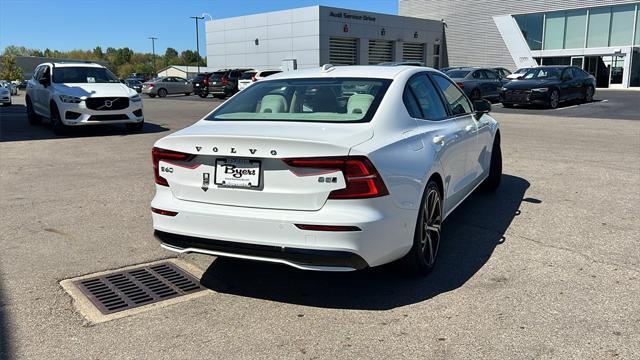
[
  {"left": 499, "top": 66, "right": 596, "bottom": 109},
  {"left": 124, "top": 78, "right": 143, "bottom": 93}
]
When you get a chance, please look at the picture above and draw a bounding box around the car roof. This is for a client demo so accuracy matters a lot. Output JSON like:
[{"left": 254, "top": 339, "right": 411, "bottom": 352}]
[
  {"left": 43, "top": 62, "right": 105, "bottom": 68},
  {"left": 267, "top": 65, "right": 432, "bottom": 80}
]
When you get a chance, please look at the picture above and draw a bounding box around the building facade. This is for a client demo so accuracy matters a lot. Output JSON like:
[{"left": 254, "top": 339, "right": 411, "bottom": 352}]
[
  {"left": 399, "top": 0, "right": 640, "bottom": 88},
  {"left": 205, "top": 6, "right": 443, "bottom": 70}
]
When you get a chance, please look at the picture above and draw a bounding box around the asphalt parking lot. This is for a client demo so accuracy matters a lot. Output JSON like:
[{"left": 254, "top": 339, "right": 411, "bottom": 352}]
[{"left": 1, "top": 92, "right": 639, "bottom": 359}]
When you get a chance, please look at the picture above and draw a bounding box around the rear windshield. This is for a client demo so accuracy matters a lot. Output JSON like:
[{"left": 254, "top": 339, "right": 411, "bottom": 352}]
[
  {"left": 205, "top": 77, "right": 392, "bottom": 123},
  {"left": 523, "top": 68, "right": 559, "bottom": 79},
  {"left": 445, "top": 70, "right": 470, "bottom": 78},
  {"left": 209, "top": 72, "right": 225, "bottom": 81},
  {"left": 52, "top": 67, "right": 119, "bottom": 84},
  {"left": 194, "top": 73, "right": 208, "bottom": 80},
  {"left": 240, "top": 72, "right": 256, "bottom": 80}
]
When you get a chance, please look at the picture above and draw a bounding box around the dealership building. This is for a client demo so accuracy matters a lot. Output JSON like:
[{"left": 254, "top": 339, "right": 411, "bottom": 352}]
[{"left": 206, "top": 1, "right": 640, "bottom": 88}]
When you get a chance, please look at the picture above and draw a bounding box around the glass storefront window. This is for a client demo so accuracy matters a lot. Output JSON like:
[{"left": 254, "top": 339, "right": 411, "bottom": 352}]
[
  {"left": 544, "top": 12, "right": 565, "bottom": 49},
  {"left": 587, "top": 7, "right": 612, "bottom": 47},
  {"left": 514, "top": 14, "right": 543, "bottom": 50},
  {"left": 635, "top": 7, "right": 640, "bottom": 46},
  {"left": 564, "top": 9, "right": 587, "bottom": 49},
  {"left": 610, "top": 4, "right": 636, "bottom": 46}
]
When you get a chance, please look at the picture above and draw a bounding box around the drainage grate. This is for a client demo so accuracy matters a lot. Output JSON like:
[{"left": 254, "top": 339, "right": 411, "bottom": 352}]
[{"left": 75, "top": 262, "right": 203, "bottom": 314}]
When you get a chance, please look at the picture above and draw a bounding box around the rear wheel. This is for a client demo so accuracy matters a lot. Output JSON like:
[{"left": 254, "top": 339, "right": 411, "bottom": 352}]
[
  {"left": 198, "top": 92, "right": 208, "bottom": 98},
  {"left": 26, "top": 97, "right": 42, "bottom": 125},
  {"left": 399, "top": 180, "right": 443, "bottom": 275},
  {"left": 157, "top": 88, "right": 168, "bottom": 98},
  {"left": 184, "top": 92, "right": 191, "bottom": 96},
  {"left": 584, "top": 86, "right": 594, "bottom": 103},
  {"left": 50, "top": 103, "right": 68, "bottom": 135},
  {"left": 502, "top": 103, "right": 513, "bottom": 108},
  {"left": 482, "top": 134, "right": 502, "bottom": 191}
]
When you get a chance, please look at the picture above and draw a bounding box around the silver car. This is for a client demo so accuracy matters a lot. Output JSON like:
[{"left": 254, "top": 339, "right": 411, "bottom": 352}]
[
  {"left": 142, "top": 77, "right": 192, "bottom": 98},
  {"left": 0, "top": 81, "right": 18, "bottom": 95}
]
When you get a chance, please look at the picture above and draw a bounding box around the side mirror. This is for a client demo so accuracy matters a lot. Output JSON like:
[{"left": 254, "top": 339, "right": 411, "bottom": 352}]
[{"left": 473, "top": 99, "right": 491, "bottom": 120}]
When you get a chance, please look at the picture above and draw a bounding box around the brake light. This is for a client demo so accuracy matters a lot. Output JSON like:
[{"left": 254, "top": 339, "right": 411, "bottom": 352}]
[
  {"left": 283, "top": 156, "right": 389, "bottom": 199},
  {"left": 152, "top": 147, "right": 195, "bottom": 186},
  {"left": 221, "top": 76, "right": 229, "bottom": 85},
  {"left": 252, "top": 74, "right": 257, "bottom": 82},
  {"left": 151, "top": 207, "right": 178, "bottom": 216},
  {"left": 456, "top": 82, "right": 464, "bottom": 89},
  {"left": 204, "top": 77, "right": 209, "bottom": 86}
]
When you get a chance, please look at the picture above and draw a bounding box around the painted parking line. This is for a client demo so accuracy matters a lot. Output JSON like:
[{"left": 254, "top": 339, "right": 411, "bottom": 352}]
[{"left": 553, "top": 99, "right": 608, "bottom": 111}]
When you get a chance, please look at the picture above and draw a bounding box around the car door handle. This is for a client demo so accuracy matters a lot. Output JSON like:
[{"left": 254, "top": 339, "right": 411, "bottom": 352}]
[
  {"left": 432, "top": 135, "right": 446, "bottom": 145},
  {"left": 465, "top": 125, "right": 475, "bottom": 133}
]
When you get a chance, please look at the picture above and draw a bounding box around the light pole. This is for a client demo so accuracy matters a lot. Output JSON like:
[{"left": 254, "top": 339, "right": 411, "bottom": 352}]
[
  {"left": 190, "top": 16, "right": 205, "bottom": 73},
  {"left": 148, "top": 36, "right": 158, "bottom": 74}
]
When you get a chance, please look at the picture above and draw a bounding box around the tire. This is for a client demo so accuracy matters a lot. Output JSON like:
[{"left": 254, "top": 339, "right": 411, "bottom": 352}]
[
  {"left": 157, "top": 88, "right": 168, "bottom": 98},
  {"left": 502, "top": 103, "right": 513, "bottom": 108},
  {"left": 399, "top": 180, "right": 443, "bottom": 275},
  {"left": 198, "top": 93, "right": 208, "bottom": 98},
  {"left": 547, "top": 89, "right": 559, "bottom": 109},
  {"left": 215, "top": 94, "right": 226, "bottom": 99},
  {"left": 50, "top": 103, "right": 68, "bottom": 135},
  {"left": 471, "top": 89, "right": 482, "bottom": 101},
  {"left": 584, "top": 86, "right": 594, "bottom": 103},
  {"left": 26, "top": 97, "right": 42, "bottom": 125},
  {"left": 185, "top": 92, "right": 191, "bottom": 96},
  {"left": 125, "top": 120, "right": 144, "bottom": 133},
  {"left": 482, "top": 134, "right": 502, "bottom": 191},
  {"left": 148, "top": 94, "right": 156, "bottom": 98}
]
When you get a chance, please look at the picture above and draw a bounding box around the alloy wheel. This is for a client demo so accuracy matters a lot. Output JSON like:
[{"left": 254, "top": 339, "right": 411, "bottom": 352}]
[
  {"left": 420, "top": 187, "right": 442, "bottom": 267},
  {"left": 549, "top": 91, "right": 559, "bottom": 108},
  {"left": 586, "top": 87, "right": 593, "bottom": 102}
]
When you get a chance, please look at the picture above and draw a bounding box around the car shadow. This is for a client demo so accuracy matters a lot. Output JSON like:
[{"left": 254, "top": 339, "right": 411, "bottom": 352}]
[
  {"left": 0, "top": 104, "right": 169, "bottom": 142},
  {"left": 499, "top": 98, "right": 604, "bottom": 111},
  {"left": 200, "top": 174, "right": 531, "bottom": 310},
  {"left": 0, "top": 276, "right": 11, "bottom": 359}
]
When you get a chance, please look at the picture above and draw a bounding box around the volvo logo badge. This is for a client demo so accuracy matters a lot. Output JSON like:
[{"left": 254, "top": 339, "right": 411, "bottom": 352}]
[{"left": 104, "top": 100, "right": 113, "bottom": 108}]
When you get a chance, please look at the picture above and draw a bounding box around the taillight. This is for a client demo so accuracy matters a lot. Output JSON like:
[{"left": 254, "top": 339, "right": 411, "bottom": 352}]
[
  {"left": 456, "top": 82, "right": 464, "bottom": 89},
  {"left": 151, "top": 207, "right": 178, "bottom": 216},
  {"left": 152, "top": 147, "right": 195, "bottom": 186},
  {"left": 283, "top": 156, "right": 389, "bottom": 199},
  {"left": 221, "top": 76, "right": 229, "bottom": 85},
  {"left": 251, "top": 74, "right": 257, "bottom": 82},
  {"left": 204, "top": 77, "right": 209, "bottom": 86}
]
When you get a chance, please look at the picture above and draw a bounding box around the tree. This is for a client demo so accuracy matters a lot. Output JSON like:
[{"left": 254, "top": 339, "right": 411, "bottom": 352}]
[
  {"left": 0, "top": 55, "right": 24, "bottom": 81},
  {"left": 93, "top": 46, "right": 103, "bottom": 59},
  {"left": 164, "top": 47, "right": 178, "bottom": 59}
]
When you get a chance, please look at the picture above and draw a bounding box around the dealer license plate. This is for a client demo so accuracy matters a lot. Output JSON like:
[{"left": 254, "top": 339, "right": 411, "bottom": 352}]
[{"left": 215, "top": 159, "right": 261, "bottom": 188}]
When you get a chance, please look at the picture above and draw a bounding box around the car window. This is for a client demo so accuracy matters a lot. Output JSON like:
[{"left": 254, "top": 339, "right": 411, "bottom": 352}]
[
  {"left": 431, "top": 74, "right": 473, "bottom": 116},
  {"left": 444, "top": 70, "right": 470, "bottom": 78},
  {"left": 571, "top": 67, "right": 584, "bottom": 79},
  {"left": 472, "top": 71, "right": 486, "bottom": 79},
  {"left": 403, "top": 88, "right": 422, "bottom": 118},
  {"left": 33, "top": 66, "right": 44, "bottom": 80},
  {"left": 261, "top": 71, "right": 281, "bottom": 77},
  {"left": 405, "top": 75, "right": 448, "bottom": 120},
  {"left": 240, "top": 72, "right": 256, "bottom": 80},
  {"left": 206, "top": 77, "right": 391, "bottom": 123},
  {"left": 561, "top": 69, "right": 573, "bottom": 80},
  {"left": 523, "top": 68, "right": 559, "bottom": 79},
  {"left": 484, "top": 70, "right": 498, "bottom": 80},
  {"left": 176, "top": 78, "right": 187, "bottom": 82}
]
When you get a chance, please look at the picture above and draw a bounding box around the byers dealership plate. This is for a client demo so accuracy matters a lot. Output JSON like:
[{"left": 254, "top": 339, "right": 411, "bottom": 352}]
[{"left": 214, "top": 159, "right": 261, "bottom": 188}]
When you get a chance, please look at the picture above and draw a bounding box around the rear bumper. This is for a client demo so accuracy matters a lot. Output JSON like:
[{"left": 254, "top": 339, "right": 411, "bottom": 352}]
[
  {"left": 151, "top": 186, "right": 415, "bottom": 270},
  {"left": 155, "top": 230, "right": 368, "bottom": 271}
]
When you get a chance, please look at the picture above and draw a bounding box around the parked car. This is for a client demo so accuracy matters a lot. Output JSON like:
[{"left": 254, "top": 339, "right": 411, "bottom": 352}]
[
  {"left": 124, "top": 78, "right": 143, "bottom": 93},
  {"left": 378, "top": 61, "right": 426, "bottom": 66},
  {"left": 506, "top": 67, "right": 533, "bottom": 80},
  {"left": 206, "top": 69, "right": 253, "bottom": 99},
  {"left": 237, "top": 69, "right": 282, "bottom": 91},
  {"left": 0, "top": 80, "right": 18, "bottom": 95},
  {"left": 142, "top": 76, "right": 192, "bottom": 98},
  {"left": 0, "top": 84, "right": 11, "bottom": 106},
  {"left": 493, "top": 67, "right": 512, "bottom": 79},
  {"left": 25, "top": 62, "right": 144, "bottom": 134},
  {"left": 499, "top": 66, "right": 596, "bottom": 109},
  {"left": 191, "top": 72, "right": 212, "bottom": 98},
  {"left": 18, "top": 80, "right": 28, "bottom": 90},
  {"left": 445, "top": 67, "right": 502, "bottom": 101},
  {"left": 150, "top": 65, "right": 502, "bottom": 274}
]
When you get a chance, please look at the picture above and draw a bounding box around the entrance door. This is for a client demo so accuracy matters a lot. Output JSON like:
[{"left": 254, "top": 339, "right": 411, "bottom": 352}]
[
  {"left": 607, "top": 55, "right": 625, "bottom": 88},
  {"left": 571, "top": 56, "right": 584, "bottom": 68},
  {"left": 585, "top": 56, "right": 610, "bottom": 88}
]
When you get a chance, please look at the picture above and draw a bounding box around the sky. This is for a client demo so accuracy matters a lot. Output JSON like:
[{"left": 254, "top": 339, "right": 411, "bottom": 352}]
[{"left": 0, "top": 0, "right": 398, "bottom": 56}]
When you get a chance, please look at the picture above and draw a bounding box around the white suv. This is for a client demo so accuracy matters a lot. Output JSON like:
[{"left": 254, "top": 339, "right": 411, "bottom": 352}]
[{"left": 26, "top": 62, "right": 144, "bottom": 134}]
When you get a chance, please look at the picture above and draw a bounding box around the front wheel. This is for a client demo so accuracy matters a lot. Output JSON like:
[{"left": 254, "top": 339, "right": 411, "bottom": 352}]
[
  {"left": 481, "top": 134, "right": 502, "bottom": 191},
  {"left": 184, "top": 92, "right": 191, "bottom": 96},
  {"left": 584, "top": 86, "right": 594, "bottom": 103},
  {"left": 547, "top": 89, "right": 559, "bottom": 109},
  {"left": 125, "top": 120, "right": 144, "bottom": 133},
  {"left": 399, "top": 180, "right": 443, "bottom": 275},
  {"left": 50, "top": 104, "right": 68, "bottom": 135}
]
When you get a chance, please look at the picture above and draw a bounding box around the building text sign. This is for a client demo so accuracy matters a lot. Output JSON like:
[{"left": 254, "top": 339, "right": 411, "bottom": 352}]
[{"left": 329, "top": 11, "right": 376, "bottom": 22}]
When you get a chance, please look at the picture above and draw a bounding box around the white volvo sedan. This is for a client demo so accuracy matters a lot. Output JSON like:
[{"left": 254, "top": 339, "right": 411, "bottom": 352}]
[{"left": 151, "top": 65, "right": 502, "bottom": 274}]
